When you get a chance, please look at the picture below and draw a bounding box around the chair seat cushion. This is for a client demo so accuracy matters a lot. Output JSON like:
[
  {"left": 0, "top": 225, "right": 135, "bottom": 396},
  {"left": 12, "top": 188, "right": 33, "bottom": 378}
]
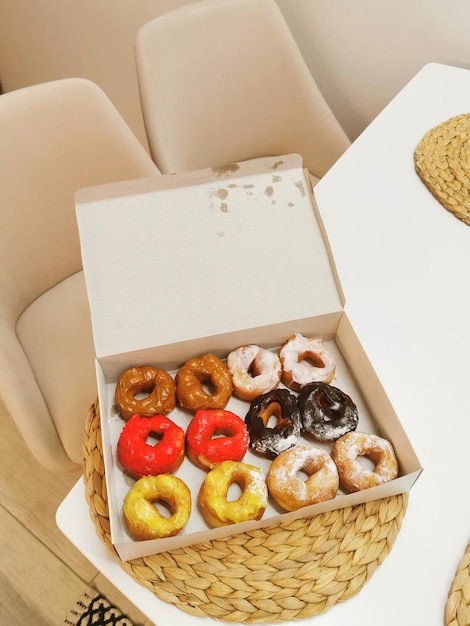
[{"left": 16, "top": 271, "right": 96, "bottom": 465}]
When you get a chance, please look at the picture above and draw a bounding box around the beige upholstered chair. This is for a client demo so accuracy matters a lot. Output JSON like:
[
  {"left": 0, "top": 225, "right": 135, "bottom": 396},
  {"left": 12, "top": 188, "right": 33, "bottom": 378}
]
[
  {"left": 135, "top": 0, "right": 350, "bottom": 183},
  {"left": 0, "top": 78, "right": 159, "bottom": 472}
]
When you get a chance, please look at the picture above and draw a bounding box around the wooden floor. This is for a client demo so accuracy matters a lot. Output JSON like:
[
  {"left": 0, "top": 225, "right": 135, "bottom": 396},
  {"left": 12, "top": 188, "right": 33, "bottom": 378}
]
[{"left": 0, "top": 399, "right": 155, "bottom": 626}]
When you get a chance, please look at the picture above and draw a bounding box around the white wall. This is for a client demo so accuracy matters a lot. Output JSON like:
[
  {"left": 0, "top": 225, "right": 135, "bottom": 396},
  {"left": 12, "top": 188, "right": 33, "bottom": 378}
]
[
  {"left": 276, "top": 0, "right": 470, "bottom": 140},
  {"left": 1, "top": 0, "right": 469, "bottom": 146},
  {"left": 0, "top": 0, "right": 195, "bottom": 148}
]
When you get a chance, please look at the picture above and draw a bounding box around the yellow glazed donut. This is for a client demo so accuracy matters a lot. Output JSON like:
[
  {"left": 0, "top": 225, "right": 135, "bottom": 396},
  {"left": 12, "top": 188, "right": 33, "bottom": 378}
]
[
  {"left": 123, "top": 474, "right": 191, "bottom": 540},
  {"left": 279, "top": 333, "right": 336, "bottom": 390},
  {"left": 267, "top": 445, "right": 339, "bottom": 511},
  {"left": 331, "top": 431, "right": 398, "bottom": 493},
  {"left": 226, "top": 344, "right": 281, "bottom": 401},
  {"left": 198, "top": 460, "right": 268, "bottom": 527}
]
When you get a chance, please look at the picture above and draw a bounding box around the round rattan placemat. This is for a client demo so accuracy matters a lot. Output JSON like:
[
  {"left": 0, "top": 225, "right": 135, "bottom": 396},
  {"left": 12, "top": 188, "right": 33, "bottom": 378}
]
[
  {"left": 83, "top": 402, "right": 408, "bottom": 623},
  {"left": 445, "top": 541, "right": 470, "bottom": 626},
  {"left": 414, "top": 113, "right": 470, "bottom": 225}
]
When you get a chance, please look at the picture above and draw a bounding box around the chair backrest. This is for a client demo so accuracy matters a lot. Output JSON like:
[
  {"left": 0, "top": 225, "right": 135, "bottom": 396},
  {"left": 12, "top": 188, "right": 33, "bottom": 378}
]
[
  {"left": 0, "top": 78, "right": 159, "bottom": 470},
  {"left": 135, "top": 0, "right": 350, "bottom": 177},
  {"left": 0, "top": 78, "right": 159, "bottom": 328}
]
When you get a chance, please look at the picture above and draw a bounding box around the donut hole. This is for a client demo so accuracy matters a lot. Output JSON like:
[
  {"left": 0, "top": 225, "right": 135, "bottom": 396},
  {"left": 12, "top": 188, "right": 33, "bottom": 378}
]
[
  {"left": 295, "top": 467, "right": 311, "bottom": 482},
  {"left": 145, "top": 430, "right": 164, "bottom": 446},
  {"left": 200, "top": 377, "right": 217, "bottom": 396},
  {"left": 260, "top": 403, "right": 283, "bottom": 429},
  {"left": 226, "top": 481, "right": 244, "bottom": 502},
  {"left": 247, "top": 358, "right": 263, "bottom": 379},
  {"left": 132, "top": 384, "right": 155, "bottom": 400},
  {"left": 151, "top": 497, "right": 174, "bottom": 518},
  {"left": 211, "top": 427, "right": 235, "bottom": 440},
  {"left": 298, "top": 351, "right": 325, "bottom": 369},
  {"left": 355, "top": 452, "right": 379, "bottom": 472}
]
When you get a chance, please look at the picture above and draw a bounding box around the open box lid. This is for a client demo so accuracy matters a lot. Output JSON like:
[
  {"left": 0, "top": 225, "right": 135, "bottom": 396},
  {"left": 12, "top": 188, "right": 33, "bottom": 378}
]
[{"left": 75, "top": 154, "right": 344, "bottom": 367}]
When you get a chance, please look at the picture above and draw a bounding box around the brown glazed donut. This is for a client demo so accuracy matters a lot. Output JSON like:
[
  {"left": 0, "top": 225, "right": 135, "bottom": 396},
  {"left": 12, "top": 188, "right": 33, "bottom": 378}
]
[
  {"left": 245, "top": 389, "right": 300, "bottom": 459},
  {"left": 298, "top": 382, "right": 358, "bottom": 442},
  {"left": 331, "top": 431, "right": 398, "bottom": 492},
  {"left": 115, "top": 365, "right": 176, "bottom": 420},
  {"left": 176, "top": 353, "right": 233, "bottom": 412}
]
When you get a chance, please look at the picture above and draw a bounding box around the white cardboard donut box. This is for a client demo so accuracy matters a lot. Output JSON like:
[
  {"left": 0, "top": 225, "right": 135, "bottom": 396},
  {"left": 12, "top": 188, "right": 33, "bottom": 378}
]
[{"left": 75, "top": 153, "right": 422, "bottom": 562}]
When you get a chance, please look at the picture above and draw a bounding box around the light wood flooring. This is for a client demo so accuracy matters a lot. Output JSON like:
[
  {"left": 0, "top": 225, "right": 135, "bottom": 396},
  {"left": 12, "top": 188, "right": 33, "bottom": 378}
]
[{"left": 0, "top": 399, "right": 155, "bottom": 626}]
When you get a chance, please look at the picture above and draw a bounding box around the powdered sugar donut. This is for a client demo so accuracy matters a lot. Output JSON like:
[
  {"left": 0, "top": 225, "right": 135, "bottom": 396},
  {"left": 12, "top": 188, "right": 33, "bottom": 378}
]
[
  {"left": 227, "top": 345, "right": 281, "bottom": 401},
  {"left": 279, "top": 334, "right": 336, "bottom": 390},
  {"left": 331, "top": 431, "right": 398, "bottom": 492},
  {"left": 267, "top": 445, "right": 339, "bottom": 511}
]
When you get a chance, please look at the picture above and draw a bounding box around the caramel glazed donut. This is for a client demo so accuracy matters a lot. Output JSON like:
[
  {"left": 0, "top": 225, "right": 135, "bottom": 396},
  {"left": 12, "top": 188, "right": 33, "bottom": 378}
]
[
  {"left": 298, "top": 382, "right": 359, "bottom": 442},
  {"left": 245, "top": 389, "right": 301, "bottom": 459},
  {"left": 115, "top": 365, "right": 176, "bottom": 420},
  {"left": 176, "top": 353, "right": 233, "bottom": 412}
]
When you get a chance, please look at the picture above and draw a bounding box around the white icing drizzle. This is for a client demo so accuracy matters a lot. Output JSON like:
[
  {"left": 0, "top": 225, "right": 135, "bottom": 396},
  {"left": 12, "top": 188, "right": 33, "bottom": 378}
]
[
  {"left": 227, "top": 345, "right": 281, "bottom": 398},
  {"left": 280, "top": 334, "right": 336, "bottom": 386}
]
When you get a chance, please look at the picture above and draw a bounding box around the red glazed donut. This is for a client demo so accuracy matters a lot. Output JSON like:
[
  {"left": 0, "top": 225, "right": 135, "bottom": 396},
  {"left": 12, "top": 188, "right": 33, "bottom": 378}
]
[
  {"left": 117, "top": 414, "right": 185, "bottom": 479},
  {"left": 186, "top": 409, "right": 249, "bottom": 470}
]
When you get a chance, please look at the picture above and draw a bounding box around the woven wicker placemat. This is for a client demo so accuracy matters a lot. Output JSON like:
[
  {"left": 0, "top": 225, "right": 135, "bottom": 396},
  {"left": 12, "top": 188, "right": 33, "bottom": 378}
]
[
  {"left": 445, "top": 541, "right": 470, "bottom": 626},
  {"left": 414, "top": 113, "right": 470, "bottom": 225},
  {"left": 83, "top": 402, "right": 408, "bottom": 623}
]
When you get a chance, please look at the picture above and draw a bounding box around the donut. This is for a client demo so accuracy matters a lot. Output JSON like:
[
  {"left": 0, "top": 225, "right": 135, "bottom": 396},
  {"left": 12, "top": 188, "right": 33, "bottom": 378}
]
[
  {"left": 198, "top": 460, "right": 268, "bottom": 527},
  {"left": 331, "top": 431, "right": 399, "bottom": 493},
  {"left": 267, "top": 445, "right": 339, "bottom": 511},
  {"left": 279, "top": 333, "right": 336, "bottom": 390},
  {"left": 226, "top": 345, "right": 281, "bottom": 401},
  {"left": 176, "top": 353, "right": 233, "bottom": 412},
  {"left": 115, "top": 365, "right": 176, "bottom": 420},
  {"left": 298, "top": 382, "right": 358, "bottom": 442},
  {"left": 117, "top": 414, "right": 185, "bottom": 479},
  {"left": 123, "top": 474, "right": 191, "bottom": 540},
  {"left": 186, "top": 409, "right": 249, "bottom": 470},
  {"left": 245, "top": 389, "right": 300, "bottom": 458}
]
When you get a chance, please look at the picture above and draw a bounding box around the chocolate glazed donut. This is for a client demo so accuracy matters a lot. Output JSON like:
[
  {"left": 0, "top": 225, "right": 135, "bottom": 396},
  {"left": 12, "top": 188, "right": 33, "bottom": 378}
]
[
  {"left": 245, "top": 389, "right": 300, "bottom": 459},
  {"left": 298, "top": 382, "right": 358, "bottom": 442}
]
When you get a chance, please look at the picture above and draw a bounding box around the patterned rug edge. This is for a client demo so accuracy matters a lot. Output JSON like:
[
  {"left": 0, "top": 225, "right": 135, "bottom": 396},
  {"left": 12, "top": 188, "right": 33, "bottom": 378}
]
[{"left": 64, "top": 586, "right": 141, "bottom": 626}]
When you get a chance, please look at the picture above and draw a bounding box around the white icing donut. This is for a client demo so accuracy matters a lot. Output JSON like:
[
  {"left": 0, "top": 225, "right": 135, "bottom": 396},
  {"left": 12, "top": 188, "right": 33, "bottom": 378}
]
[
  {"left": 267, "top": 445, "right": 339, "bottom": 511},
  {"left": 279, "top": 333, "right": 336, "bottom": 390},
  {"left": 227, "top": 345, "right": 281, "bottom": 401}
]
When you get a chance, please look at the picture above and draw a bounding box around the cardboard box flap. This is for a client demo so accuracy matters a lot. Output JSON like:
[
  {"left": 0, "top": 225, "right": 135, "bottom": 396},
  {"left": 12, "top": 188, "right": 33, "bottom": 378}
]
[{"left": 75, "top": 154, "right": 343, "bottom": 362}]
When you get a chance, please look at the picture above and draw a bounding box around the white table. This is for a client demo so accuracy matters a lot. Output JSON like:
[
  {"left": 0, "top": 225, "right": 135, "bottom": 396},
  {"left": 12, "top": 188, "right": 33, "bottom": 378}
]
[{"left": 57, "top": 62, "right": 470, "bottom": 625}]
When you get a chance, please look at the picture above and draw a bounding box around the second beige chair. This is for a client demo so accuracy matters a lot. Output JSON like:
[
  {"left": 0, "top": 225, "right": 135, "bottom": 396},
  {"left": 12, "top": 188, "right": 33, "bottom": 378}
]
[
  {"left": 0, "top": 78, "right": 159, "bottom": 472},
  {"left": 135, "top": 0, "right": 350, "bottom": 182}
]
